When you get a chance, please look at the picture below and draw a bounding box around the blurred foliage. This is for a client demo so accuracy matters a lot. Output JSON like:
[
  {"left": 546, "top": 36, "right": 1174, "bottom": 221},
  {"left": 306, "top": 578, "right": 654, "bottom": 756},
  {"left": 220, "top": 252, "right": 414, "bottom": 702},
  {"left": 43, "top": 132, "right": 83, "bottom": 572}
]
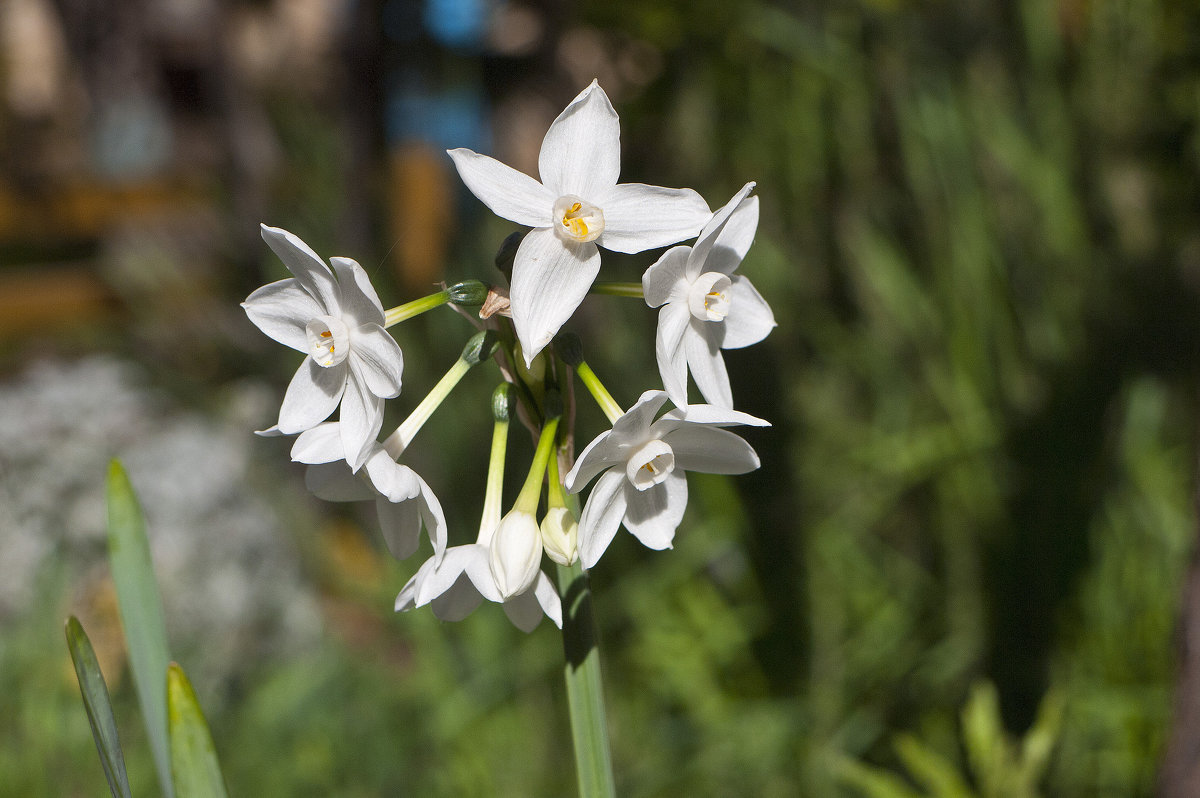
[{"left": 4, "top": 0, "right": 1200, "bottom": 795}]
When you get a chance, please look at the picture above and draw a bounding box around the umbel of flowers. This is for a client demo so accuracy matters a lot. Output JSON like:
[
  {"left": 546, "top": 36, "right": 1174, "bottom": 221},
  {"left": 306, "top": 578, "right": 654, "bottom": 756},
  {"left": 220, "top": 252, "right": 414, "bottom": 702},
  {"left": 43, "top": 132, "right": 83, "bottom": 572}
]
[{"left": 242, "top": 80, "right": 776, "bottom": 633}]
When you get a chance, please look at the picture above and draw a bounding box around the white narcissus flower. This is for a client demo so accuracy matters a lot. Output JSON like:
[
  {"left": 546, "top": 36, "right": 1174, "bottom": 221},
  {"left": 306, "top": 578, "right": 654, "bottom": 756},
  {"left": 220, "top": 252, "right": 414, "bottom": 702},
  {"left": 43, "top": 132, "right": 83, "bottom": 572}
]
[
  {"left": 642, "top": 182, "right": 776, "bottom": 408},
  {"left": 565, "top": 390, "right": 768, "bottom": 568},
  {"left": 243, "top": 225, "right": 404, "bottom": 469},
  {"left": 394, "top": 514, "right": 562, "bottom": 633},
  {"left": 291, "top": 422, "right": 447, "bottom": 563},
  {"left": 447, "top": 80, "right": 711, "bottom": 364}
]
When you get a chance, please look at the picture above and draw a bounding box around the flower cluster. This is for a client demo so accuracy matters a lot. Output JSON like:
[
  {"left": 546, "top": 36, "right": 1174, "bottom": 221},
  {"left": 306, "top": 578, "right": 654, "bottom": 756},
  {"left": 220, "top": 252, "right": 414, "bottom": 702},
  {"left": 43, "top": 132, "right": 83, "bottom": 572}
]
[{"left": 242, "top": 81, "right": 775, "bottom": 632}]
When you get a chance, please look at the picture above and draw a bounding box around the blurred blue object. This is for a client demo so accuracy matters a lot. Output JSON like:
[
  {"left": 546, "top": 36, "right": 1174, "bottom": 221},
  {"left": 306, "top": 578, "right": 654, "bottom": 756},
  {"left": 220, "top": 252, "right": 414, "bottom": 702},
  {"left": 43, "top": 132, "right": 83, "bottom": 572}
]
[
  {"left": 423, "top": 0, "right": 488, "bottom": 49},
  {"left": 385, "top": 78, "right": 489, "bottom": 152}
]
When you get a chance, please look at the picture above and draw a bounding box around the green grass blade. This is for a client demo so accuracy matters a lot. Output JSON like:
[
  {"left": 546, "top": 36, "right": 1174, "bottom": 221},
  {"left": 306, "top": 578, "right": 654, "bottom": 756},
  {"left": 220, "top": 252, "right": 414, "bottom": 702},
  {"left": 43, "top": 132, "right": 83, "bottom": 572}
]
[
  {"left": 64, "top": 616, "right": 133, "bottom": 798},
  {"left": 168, "top": 663, "right": 229, "bottom": 798},
  {"left": 107, "top": 459, "right": 175, "bottom": 798}
]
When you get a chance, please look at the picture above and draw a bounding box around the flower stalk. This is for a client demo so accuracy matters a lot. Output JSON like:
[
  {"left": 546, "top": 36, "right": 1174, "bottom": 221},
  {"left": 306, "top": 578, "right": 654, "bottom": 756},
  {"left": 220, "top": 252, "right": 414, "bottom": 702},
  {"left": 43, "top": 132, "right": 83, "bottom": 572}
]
[
  {"left": 557, "top": 559, "right": 616, "bottom": 798},
  {"left": 591, "top": 281, "right": 644, "bottom": 298},
  {"left": 384, "top": 331, "right": 497, "bottom": 457}
]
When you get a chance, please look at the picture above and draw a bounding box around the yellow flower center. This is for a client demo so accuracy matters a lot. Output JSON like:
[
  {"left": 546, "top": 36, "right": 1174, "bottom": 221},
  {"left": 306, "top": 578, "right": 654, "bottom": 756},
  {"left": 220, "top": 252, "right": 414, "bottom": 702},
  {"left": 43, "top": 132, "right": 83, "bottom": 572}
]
[{"left": 552, "top": 195, "right": 604, "bottom": 244}]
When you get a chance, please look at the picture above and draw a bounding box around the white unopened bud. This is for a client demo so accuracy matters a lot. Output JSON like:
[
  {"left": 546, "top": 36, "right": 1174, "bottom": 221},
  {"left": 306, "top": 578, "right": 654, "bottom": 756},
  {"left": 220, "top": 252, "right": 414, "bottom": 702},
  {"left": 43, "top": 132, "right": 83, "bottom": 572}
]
[
  {"left": 489, "top": 511, "right": 543, "bottom": 599},
  {"left": 540, "top": 507, "right": 579, "bottom": 566}
]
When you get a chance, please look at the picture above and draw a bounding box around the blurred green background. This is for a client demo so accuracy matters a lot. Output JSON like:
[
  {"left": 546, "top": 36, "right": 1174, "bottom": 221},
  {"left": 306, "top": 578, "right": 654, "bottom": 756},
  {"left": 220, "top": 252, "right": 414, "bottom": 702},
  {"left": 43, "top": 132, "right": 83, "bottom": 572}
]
[{"left": 1, "top": 0, "right": 1198, "bottom": 795}]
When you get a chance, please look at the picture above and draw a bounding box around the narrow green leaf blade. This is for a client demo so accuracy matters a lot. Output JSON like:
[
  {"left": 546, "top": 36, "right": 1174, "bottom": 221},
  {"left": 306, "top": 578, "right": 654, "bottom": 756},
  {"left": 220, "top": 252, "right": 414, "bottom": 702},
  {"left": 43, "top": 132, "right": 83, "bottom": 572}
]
[
  {"left": 168, "top": 663, "right": 229, "bottom": 798},
  {"left": 107, "top": 459, "right": 175, "bottom": 798},
  {"left": 64, "top": 616, "right": 133, "bottom": 798}
]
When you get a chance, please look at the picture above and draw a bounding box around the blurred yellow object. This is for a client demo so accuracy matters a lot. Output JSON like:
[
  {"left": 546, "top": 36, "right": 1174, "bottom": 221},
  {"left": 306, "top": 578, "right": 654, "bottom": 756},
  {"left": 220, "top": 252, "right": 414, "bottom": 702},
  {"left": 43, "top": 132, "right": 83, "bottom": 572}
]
[
  {"left": 387, "top": 144, "right": 451, "bottom": 295},
  {"left": 0, "top": 177, "right": 205, "bottom": 240},
  {"left": 0, "top": 266, "right": 116, "bottom": 333}
]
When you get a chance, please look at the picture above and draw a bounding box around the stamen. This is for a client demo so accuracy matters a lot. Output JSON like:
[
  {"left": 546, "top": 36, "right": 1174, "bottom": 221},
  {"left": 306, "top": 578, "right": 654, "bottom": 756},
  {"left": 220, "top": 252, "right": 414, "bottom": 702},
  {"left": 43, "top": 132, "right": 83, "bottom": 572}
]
[
  {"left": 305, "top": 315, "right": 352, "bottom": 368},
  {"left": 552, "top": 195, "right": 604, "bottom": 243},
  {"left": 688, "top": 272, "right": 733, "bottom": 322}
]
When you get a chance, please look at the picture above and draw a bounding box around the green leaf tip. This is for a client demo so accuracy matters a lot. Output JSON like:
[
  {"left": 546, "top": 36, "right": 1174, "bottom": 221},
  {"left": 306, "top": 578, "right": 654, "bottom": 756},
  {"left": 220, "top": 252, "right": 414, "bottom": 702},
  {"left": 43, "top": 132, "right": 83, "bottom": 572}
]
[
  {"left": 106, "top": 462, "right": 175, "bottom": 798},
  {"left": 168, "top": 662, "right": 229, "bottom": 798},
  {"left": 65, "top": 616, "right": 134, "bottom": 798}
]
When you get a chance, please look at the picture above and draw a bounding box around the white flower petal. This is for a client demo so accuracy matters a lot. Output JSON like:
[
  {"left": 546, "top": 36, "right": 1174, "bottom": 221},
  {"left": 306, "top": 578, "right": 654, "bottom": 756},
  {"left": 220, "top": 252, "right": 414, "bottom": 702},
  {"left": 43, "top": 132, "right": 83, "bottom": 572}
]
[
  {"left": 596, "top": 183, "right": 711, "bottom": 254},
  {"left": 277, "top": 359, "right": 345, "bottom": 434},
  {"left": 622, "top": 470, "right": 687, "bottom": 551},
  {"left": 717, "top": 276, "right": 776, "bottom": 350},
  {"left": 641, "top": 245, "right": 691, "bottom": 308},
  {"left": 447, "top": 148, "right": 555, "bottom": 227},
  {"left": 418, "top": 477, "right": 448, "bottom": 561},
  {"left": 538, "top": 80, "right": 621, "bottom": 199},
  {"left": 502, "top": 587, "right": 548, "bottom": 633},
  {"left": 655, "top": 303, "right": 692, "bottom": 409},
  {"left": 260, "top": 225, "right": 340, "bottom": 314},
  {"left": 376, "top": 494, "right": 422, "bottom": 559},
  {"left": 414, "top": 545, "right": 481, "bottom": 607},
  {"left": 689, "top": 184, "right": 757, "bottom": 279},
  {"left": 305, "top": 462, "right": 375, "bottom": 502},
  {"left": 431, "top": 574, "right": 485, "bottom": 622},
  {"left": 330, "top": 257, "right": 385, "bottom": 326},
  {"left": 683, "top": 323, "right": 733, "bottom": 408},
  {"left": 291, "top": 422, "right": 346, "bottom": 464},
  {"left": 658, "top": 404, "right": 770, "bottom": 428},
  {"left": 510, "top": 227, "right": 600, "bottom": 364},
  {"left": 565, "top": 429, "right": 620, "bottom": 492},
  {"left": 579, "top": 470, "right": 630, "bottom": 569},
  {"left": 705, "top": 195, "right": 759, "bottom": 277},
  {"left": 662, "top": 425, "right": 761, "bottom": 474},
  {"left": 363, "top": 453, "right": 421, "bottom": 503},
  {"left": 349, "top": 324, "right": 404, "bottom": 398},
  {"left": 242, "top": 279, "right": 323, "bottom": 351},
  {"left": 533, "top": 571, "right": 563, "bottom": 628},
  {"left": 490, "top": 511, "right": 543, "bottom": 599},
  {"left": 394, "top": 563, "right": 429, "bottom": 612},
  {"left": 338, "top": 371, "right": 383, "bottom": 470},
  {"left": 610, "top": 390, "right": 670, "bottom": 444}
]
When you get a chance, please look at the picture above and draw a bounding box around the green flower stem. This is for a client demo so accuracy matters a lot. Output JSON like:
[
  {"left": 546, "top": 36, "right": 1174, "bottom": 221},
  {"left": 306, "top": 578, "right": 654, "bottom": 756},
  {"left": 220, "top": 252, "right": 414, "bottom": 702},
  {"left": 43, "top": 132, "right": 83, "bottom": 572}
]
[
  {"left": 480, "top": 386, "right": 512, "bottom": 535},
  {"left": 545, "top": 443, "right": 568, "bottom": 510},
  {"left": 576, "top": 362, "right": 624, "bottom": 424},
  {"left": 557, "top": 560, "right": 616, "bottom": 798},
  {"left": 591, "top": 281, "right": 644, "bottom": 299},
  {"left": 384, "top": 290, "right": 450, "bottom": 327},
  {"left": 513, "top": 410, "right": 560, "bottom": 515},
  {"left": 383, "top": 332, "right": 497, "bottom": 457}
]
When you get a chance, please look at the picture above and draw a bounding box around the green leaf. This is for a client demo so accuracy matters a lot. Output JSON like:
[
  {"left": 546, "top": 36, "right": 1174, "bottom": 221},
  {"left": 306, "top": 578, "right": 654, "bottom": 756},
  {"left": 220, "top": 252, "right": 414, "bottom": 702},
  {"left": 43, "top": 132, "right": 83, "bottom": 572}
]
[
  {"left": 64, "top": 616, "right": 133, "bottom": 798},
  {"left": 107, "top": 459, "right": 175, "bottom": 798},
  {"left": 168, "top": 662, "right": 229, "bottom": 798},
  {"left": 893, "top": 734, "right": 975, "bottom": 798},
  {"left": 836, "top": 755, "right": 926, "bottom": 798}
]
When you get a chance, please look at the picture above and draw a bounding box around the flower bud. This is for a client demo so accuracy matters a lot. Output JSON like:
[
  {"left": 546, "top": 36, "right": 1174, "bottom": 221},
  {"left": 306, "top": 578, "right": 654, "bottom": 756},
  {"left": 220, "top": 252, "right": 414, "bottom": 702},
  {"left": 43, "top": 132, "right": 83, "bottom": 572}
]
[
  {"left": 494, "top": 231, "right": 525, "bottom": 279},
  {"left": 516, "top": 345, "right": 546, "bottom": 386},
  {"left": 448, "top": 279, "right": 489, "bottom": 306},
  {"left": 553, "top": 332, "right": 584, "bottom": 368},
  {"left": 539, "top": 506, "right": 578, "bottom": 566},
  {"left": 491, "top": 383, "right": 514, "bottom": 423},
  {"left": 461, "top": 330, "right": 500, "bottom": 365},
  {"left": 489, "top": 510, "right": 543, "bottom": 599}
]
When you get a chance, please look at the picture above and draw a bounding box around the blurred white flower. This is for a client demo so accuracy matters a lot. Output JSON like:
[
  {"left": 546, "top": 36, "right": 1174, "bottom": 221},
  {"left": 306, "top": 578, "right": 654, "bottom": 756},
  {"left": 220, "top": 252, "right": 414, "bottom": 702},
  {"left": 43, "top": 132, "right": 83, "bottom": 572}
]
[
  {"left": 642, "top": 182, "right": 776, "bottom": 408},
  {"left": 243, "top": 225, "right": 404, "bottom": 470},
  {"left": 448, "top": 80, "right": 711, "bottom": 364},
  {"left": 565, "top": 390, "right": 768, "bottom": 568}
]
